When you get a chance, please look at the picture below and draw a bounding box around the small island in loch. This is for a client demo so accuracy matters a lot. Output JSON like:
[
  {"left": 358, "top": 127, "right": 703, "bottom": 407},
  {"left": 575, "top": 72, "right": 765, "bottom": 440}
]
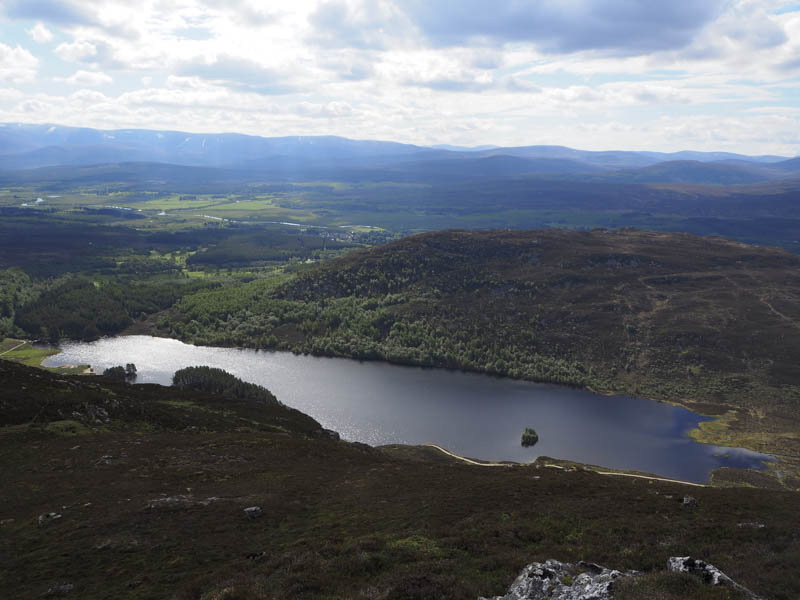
[{"left": 521, "top": 427, "right": 540, "bottom": 447}]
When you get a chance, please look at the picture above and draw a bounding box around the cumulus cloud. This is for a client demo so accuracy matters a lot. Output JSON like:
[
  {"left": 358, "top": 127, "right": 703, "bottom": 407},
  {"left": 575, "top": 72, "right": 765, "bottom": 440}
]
[
  {"left": 404, "top": 0, "right": 728, "bottom": 55},
  {"left": 0, "top": 87, "right": 23, "bottom": 101},
  {"left": 16, "top": 98, "right": 52, "bottom": 114},
  {"left": 542, "top": 83, "right": 692, "bottom": 107},
  {"left": 308, "top": 0, "right": 411, "bottom": 49},
  {"left": 54, "top": 39, "right": 124, "bottom": 69},
  {"left": 320, "top": 54, "right": 376, "bottom": 81},
  {"left": 0, "top": 43, "right": 39, "bottom": 83},
  {"left": 3, "top": 0, "right": 139, "bottom": 39},
  {"left": 2, "top": 0, "right": 96, "bottom": 26},
  {"left": 779, "top": 56, "right": 800, "bottom": 72},
  {"left": 308, "top": 0, "right": 730, "bottom": 56},
  {"left": 197, "top": 0, "right": 281, "bottom": 27},
  {"left": 55, "top": 39, "right": 97, "bottom": 62},
  {"left": 57, "top": 69, "right": 113, "bottom": 86},
  {"left": 405, "top": 75, "right": 493, "bottom": 93},
  {"left": 654, "top": 113, "right": 800, "bottom": 148},
  {"left": 176, "top": 54, "right": 297, "bottom": 94},
  {"left": 115, "top": 82, "right": 284, "bottom": 115},
  {"left": 503, "top": 76, "right": 540, "bottom": 93},
  {"left": 26, "top": 22, "right": 54, "bottom": 43},
  {"left": 296, "top": 100, "right": 355, "bottom": 118},
  {"left": 393, "top": 52, "right": 538, "bottom": 94},
  {"left": 403, "top": 72, "right": 546, "bottom": 94},
  {"left": 668, "top": 0, "right": 791, "bottom": 68},
  {"left": 715, "top": 0, "right": 788, "bottom": 50}
]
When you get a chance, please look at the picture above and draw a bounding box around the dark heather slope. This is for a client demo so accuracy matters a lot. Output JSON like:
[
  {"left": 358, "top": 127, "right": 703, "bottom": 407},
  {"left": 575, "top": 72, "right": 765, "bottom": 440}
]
[
  {"left": 260, "top": 229, "right": 800, "bottom": 460},
  {"left": 2, "top": 359, "right": 800, "bottom": 600}
]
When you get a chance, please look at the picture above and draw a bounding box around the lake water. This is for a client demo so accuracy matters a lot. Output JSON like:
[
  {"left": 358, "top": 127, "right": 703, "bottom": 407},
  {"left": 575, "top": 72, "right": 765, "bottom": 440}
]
[{"left": 43, "top": 335, "right": 772, "bottom": 482}]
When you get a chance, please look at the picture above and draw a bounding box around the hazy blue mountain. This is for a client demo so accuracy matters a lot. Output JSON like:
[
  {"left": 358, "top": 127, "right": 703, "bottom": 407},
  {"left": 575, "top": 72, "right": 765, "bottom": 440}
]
[
  {"left": 650, "top": 150, "right": 787, "bottom": 163},
  {"left": 771, "top": 157, "right": 800, "bottom": 171},
  {"left": 0, "top": 123, "right": 797, "bottom": 185},
  {"left": 472, "top": 145, "right": 657, "bottom": 168},
  {"left": 0, "top": 123, "right": 426, "bottom": 170},
  {"left": 472, "top": 145, "right": 789, "bottom": 168},
  {"left": 606, "top": 160, "right": 785, "bottom": 185}
]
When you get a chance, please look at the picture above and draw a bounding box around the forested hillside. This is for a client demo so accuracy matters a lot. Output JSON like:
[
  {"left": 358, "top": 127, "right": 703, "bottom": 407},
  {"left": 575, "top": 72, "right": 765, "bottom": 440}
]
[{"left": 161, "top": 229, "right": 800, "bottom": 460}]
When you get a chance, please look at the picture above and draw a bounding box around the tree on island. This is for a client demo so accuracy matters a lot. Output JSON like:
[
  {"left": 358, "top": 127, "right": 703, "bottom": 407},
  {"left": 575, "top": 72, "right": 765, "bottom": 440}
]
[{"left": 521, "top": 427, "right": 539, "bottom": 447}]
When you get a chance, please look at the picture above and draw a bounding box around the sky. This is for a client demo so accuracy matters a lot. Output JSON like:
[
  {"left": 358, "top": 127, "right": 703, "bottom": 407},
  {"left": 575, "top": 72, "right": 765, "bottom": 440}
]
[{"left": 0, "top": 0, "right": 799, "bottom": 154}]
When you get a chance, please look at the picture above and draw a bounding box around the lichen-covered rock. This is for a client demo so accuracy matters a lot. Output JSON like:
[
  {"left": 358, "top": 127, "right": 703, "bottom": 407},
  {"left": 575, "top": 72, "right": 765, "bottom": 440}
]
[
  {"left": 479, "top": 559, "right": 636, "bottom": 600},
  {"left": 38, "top": 512, "right": 62, "bottom": 527},
  {"left": 485, "top": 557, "right": 763, "bottom": 600},
  {"left": 243, "top": 506, "right": 262, "bottom": 519},
  {"left": 667, "top": 557, "right": 762, "bottom": 599}
]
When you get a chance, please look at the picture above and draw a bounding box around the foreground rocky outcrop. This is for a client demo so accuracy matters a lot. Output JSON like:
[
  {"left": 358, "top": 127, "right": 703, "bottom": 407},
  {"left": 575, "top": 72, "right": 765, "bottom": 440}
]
[
  {"left": 482, "top": 557, "right": 761, "bottom": 600},
  {"left": 479, "top": 559, "right": 636, "bottom": 600}
]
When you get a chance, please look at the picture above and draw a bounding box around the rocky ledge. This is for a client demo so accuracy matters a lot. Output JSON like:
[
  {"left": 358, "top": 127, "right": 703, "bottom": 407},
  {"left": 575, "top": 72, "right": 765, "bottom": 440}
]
[{"left": 481, "top": 557, "right": 761, "bottom": 600}]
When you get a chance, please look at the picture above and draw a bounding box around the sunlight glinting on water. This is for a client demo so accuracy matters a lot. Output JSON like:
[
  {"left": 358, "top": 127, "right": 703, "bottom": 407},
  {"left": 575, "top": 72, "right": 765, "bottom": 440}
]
[{"left": 43, "top": 335, "right": 773, "bottom": 483}]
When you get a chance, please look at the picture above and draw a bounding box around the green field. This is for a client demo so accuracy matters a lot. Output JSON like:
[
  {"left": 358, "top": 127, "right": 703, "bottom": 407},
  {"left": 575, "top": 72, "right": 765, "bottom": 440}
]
[
  {"left": 3, "top": 174, "right": 799, "bottom": 253},
  {"left": 0, "top": 338, "right": 88, "bottom": 374}
]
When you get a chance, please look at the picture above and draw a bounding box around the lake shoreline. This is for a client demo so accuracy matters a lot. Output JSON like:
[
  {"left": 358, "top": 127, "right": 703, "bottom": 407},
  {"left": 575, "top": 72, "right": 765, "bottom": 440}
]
[
  {"left": 51, "top": 329, "right": 762, "bottom": 462},
  {"left": 40, "top": 334, "right": 776, "bottom": 484}
]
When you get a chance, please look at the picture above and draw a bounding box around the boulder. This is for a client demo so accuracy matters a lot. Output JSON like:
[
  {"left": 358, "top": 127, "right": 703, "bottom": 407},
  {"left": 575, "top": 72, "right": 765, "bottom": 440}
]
[
  {"left": 38, "top": 512, "right": 62, "bottom": 527},
  {"left": 667, "top": 557, "right": 762, "bottom": 599},
  {"left": 479, "top": 559, "right": 636, "bottom": 600},
  {"left": 244, "top": 506, "right": 262, "bottom": 519}
]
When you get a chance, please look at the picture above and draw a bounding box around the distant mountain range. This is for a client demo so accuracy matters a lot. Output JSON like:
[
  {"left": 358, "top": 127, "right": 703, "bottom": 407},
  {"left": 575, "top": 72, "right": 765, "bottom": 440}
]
[{"left": 1, "top": 122, "right": 798, "bottom": 185}]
